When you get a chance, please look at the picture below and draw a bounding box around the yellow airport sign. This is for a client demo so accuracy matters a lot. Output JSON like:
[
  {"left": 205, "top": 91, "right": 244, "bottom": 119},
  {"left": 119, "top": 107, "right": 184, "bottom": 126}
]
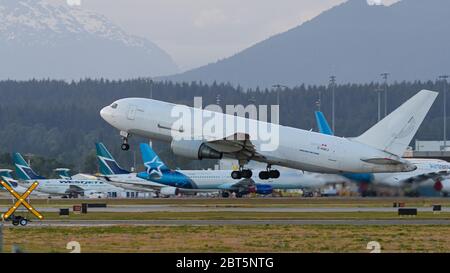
[{"left": 0, "top": 179, "right": 43, "bottom": 221}]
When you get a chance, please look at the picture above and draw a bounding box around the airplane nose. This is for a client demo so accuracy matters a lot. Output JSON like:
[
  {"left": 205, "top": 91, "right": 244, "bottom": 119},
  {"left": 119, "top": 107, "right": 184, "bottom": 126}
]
[{"left": 100, "top": 106, "right": 110, "bottom": 120}]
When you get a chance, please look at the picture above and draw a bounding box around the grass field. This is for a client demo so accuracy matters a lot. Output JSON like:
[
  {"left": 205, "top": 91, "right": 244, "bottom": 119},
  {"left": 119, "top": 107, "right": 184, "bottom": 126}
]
[
  {"left": 0, "top": 197, "right": 449, "bottom": 207},
  {"left": 3, "top": 225, "right": 450, "bottom": 253},
  {"left": 2, "top": 197, "right": 450, "bottom": 253},
  {"left": 20, "top": 211, "right": 450, "bottom": 220}
]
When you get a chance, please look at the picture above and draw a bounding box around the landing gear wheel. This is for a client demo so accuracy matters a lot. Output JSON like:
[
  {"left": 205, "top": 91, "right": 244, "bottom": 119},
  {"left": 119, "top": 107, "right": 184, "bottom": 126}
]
[
  {"left": 19, "top": 218, "right": 28, "bottom": 226},
  {"left": 221, "top": 192, "right": 230, "bottom": 198},
  {"left": 12, "top": 220, "right": 19, "bottom": 226},
  {"left": 121, "top": 143, "right": 130, "bottom": 151},
  {"left": 231, "top": 171, "right": 242, "bottom": 180},
  {"left": 242, "top": 169, "right": 253, "bottom": 179},
  {"left": 269, "top": 170, "right": 280, "bottom": 179},
  {"left": 236, "top": 192, "right": 243, "bottom": 198},
  {"left": 259, "top": 171, "right": 270, "bottom": 180}
]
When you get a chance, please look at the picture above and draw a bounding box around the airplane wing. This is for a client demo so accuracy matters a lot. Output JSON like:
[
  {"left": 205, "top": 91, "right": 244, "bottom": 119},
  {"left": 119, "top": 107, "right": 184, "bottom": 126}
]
[
  {"left": 105, "top": 180, "right": 158, "bottom": 193},
  {"left": 402, "top": 170, "right": 450, "bottom": 184},
  {"left": 204, "top": 133, "right": 266, "bottom": 162},
  {"left": 99, "top": 175, "right": 217, "bottom": 193},
  {"left": 97, "top": 175, "right": 162, "bottom": 191},
  {"left": 67, "top": 185, "right": 85, "bottom": 195},
  {"left": 217, "top": 178, "right": 256, "bottom": 192}
]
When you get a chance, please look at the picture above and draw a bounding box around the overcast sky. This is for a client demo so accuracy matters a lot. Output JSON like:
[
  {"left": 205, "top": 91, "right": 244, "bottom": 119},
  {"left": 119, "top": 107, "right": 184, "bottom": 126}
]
[{"left": 62, "top": 0, "right": 398, "bottom": 71}]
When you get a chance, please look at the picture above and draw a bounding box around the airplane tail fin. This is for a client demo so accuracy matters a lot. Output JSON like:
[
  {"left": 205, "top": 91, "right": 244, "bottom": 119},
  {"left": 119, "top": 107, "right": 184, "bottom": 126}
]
[
  {"left": 353, "top": 90, "right": 438, "bottom": 156},
  {"left": 95, "top": 142, "right": 130, "bottom": 175},
  {"left": 139, "top": 143, "right": 170, "bottom": 176},
  {"left": 0, "top": 169, "right": 14, "bottom": 180},
  {"left": 315, "top": 111, "right": 334, "bottom": 136},
  {"left": 0, "top": 169, "right": 15, "bottom": 190},
  {"left": 54, "top": 168, "right": 71, "bottom": 180},
  {"left": 13, "top": 153, "right": 46, "bottom": 180}
]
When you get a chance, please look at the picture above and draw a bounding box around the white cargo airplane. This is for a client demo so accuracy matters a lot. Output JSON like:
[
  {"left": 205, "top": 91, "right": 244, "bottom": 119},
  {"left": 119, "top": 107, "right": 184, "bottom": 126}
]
[{"left": 100, "top": 90, "right": 437, "bottom": 180}]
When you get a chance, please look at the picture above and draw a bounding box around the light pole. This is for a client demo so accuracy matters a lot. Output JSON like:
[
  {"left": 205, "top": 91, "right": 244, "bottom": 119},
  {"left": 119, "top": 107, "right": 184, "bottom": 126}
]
[
  {"left": 148, "top": 78, "right": 153, "bottom": 99},
  {"left": 272, "top": 84, "right": 288, "bottom": 106},
  {"left": 374, "top": 87, "right": 383, "bottom": 122},
  {"left": 439, "top": 75, "right": 449, "bottom": 150},
  {"left": 329, "top": 76, "right": 337, "bottom": 132},
  {"left": 24, "top": 153, "right": 34, "bottom": 166},
  {"left": 216, "top": 94, "right": 221, "bottom": 107},
  {"left": 272, "top": 84, "right": 288, "bottom": 124},
  {"left": 381, "top": 72, "right": 390, "bottom": 117}
]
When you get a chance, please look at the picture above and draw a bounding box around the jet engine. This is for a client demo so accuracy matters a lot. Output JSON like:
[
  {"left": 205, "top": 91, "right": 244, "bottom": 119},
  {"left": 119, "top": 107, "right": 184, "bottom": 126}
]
[
  {"left": 435, "top": 179, "right": 450, "bottom": 194},
  {"left": 171, "top": 140, "right": 223, "bottom": 160},
  {"left": 160, "top": 186, "right": 179, "bottom": 196}
]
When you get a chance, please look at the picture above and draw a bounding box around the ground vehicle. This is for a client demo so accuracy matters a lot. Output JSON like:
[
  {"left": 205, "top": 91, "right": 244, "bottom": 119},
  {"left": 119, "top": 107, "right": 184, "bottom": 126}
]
[{"left": 2, "top": 214, "right": 30, "bottom": 226}]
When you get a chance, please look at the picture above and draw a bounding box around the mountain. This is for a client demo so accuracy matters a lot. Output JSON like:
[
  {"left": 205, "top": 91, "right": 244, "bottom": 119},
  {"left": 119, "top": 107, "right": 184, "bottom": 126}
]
[
  {"left": 0, "top": 0, "right": 178, "bottom": 80},
  {"left": 164, "top": 0, "right": 450, "bottom": 87}
]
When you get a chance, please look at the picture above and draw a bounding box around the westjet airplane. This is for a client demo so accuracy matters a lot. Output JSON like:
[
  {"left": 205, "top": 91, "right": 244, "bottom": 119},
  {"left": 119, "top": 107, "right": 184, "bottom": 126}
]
[
  {"left": 54, "top": 168, "right": 72, "bottom": 180},
  {"left": 135, "top": 143, "right": 338, "bottom": 197},
  {"left": 314, "top": 111, "right": 450, "bottom": 195},
  {"left": 100, "top": 90, "right": 438, "bottom": 180},
  {"left": 13, "top": 153, "right": 122, "bottom": 198},
  {"left": 0, "top": 169, "right": 46, "bottom": 196}
]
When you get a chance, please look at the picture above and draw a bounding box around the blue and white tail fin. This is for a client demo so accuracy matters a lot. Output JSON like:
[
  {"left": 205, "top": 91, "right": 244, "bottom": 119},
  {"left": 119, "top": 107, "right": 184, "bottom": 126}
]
[
  {"left": 0, "top": 169, "right": 14, "bottom": 180},
  {"left": 315, "top": 111, "right": 334, "bottom": 136},
  {"left": 54, "top": 168, "right": 72, "bottom": 180},
  {"left": 95, "top": 142, "right": 130, "bottom": 175},
  {"left": 13, "top": 153, "right": 46, "bottom": 180},
  {"left": 140, "top": 143, "right": 170, "bottom": 177},
  {"left": 0, "top": 169, "right": 18, "bottom": 190}
]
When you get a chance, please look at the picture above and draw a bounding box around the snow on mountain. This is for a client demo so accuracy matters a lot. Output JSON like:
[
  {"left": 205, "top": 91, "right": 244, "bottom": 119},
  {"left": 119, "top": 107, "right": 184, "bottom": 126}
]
[{"left": 0, "top": 0, "right": 179, "bottom": 79}]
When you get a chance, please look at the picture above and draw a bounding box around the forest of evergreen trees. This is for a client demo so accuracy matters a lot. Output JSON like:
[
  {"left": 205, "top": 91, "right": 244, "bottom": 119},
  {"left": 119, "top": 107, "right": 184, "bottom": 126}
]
[{"left": 0, "top": 79, "right": 446, "bottom": 177}]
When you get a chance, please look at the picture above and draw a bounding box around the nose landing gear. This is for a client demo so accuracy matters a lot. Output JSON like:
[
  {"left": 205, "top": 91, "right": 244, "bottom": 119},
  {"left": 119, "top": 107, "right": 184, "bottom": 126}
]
[
  {"left": 120, "top": 131, "right": 130, "bottom": 151},
  {"left": 121, "top": 142, "right": 130, "bottom": 151}
]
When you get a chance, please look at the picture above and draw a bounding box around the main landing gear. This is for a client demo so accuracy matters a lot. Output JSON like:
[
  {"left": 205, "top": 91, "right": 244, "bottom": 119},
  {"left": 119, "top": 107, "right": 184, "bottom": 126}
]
[
  {"left": 258, "top": 165, "right": 280, "bottom": 180},
  {"left": 120, "top": 131, "right": 130, "bottom": 151},
  {"left": 231, "top": 168, "right": 253, "bottom": 179}
]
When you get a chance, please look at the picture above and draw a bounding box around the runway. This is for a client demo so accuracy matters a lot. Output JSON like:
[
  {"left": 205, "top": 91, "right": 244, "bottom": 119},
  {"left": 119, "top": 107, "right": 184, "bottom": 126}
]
[
  {"left": 1, "top": 205, "right": 448, "bottom": 213},
  {"left": 20, "top": 219, "right": 450, "bottom": 227}
]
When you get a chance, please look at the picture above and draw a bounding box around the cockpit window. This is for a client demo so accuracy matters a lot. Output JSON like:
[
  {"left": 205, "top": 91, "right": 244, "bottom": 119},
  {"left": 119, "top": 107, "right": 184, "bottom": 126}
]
[{"left": 111, "top": 103, "right": 118, "bottom": 109}]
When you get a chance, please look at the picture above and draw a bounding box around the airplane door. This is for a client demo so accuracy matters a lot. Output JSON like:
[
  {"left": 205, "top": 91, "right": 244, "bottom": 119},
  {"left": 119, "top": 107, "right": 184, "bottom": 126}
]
[{"left": 127, "top": 105, "right": 137, "bottom": 120}]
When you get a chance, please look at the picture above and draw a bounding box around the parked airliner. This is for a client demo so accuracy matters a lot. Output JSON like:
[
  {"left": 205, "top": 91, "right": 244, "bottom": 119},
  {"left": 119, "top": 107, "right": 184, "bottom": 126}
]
[
  {"left": 136, "top": 143, "right": 340, "bottom": 197},
  {"left": 13, "top": 152, "right": 123, "bottom": 197}
]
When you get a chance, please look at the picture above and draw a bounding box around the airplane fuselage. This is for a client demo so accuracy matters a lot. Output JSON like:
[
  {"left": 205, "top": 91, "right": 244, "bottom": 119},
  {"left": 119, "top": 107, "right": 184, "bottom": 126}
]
[
  {"left": 101, "top": 98, "right": 416, "bottom": 174},
  {"left": 19, "top": 179, "right": 122, "bottom": 195},
  {"left": 138, "top": 169, "right": 334, "bottom": 191}
]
